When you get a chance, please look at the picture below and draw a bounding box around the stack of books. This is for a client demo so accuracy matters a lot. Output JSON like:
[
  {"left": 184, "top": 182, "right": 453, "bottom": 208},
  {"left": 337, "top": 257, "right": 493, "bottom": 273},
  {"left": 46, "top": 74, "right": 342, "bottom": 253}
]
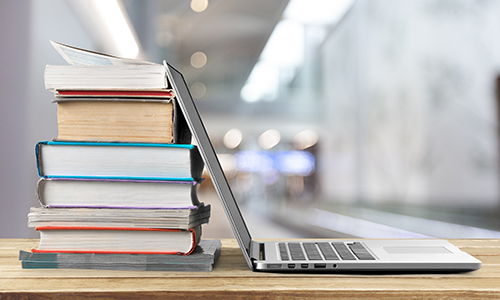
[{"left": 20, "top": 41, "right": 220, "bottom": 272}]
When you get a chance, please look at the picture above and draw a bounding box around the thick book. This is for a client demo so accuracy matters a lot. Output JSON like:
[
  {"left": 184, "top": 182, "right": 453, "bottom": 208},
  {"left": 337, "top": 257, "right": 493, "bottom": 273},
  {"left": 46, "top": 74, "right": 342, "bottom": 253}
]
[
  {"left": 32, "top": 226, "right": 201, "bottom": 255},
  {"left": 19, "top": 239, "right": 221, "bottom": 272},
  {"left": 28, "top": 205, "right": 211, "bottom": 229},
  {"left": 37, "top": 178, "right": 201, "bottom": 209},
  {"left": 54, "top": 98, "right": 191, "bottom": 144},
  {"left": 36, "top": 141, "right": 204, "bottom": 181}
]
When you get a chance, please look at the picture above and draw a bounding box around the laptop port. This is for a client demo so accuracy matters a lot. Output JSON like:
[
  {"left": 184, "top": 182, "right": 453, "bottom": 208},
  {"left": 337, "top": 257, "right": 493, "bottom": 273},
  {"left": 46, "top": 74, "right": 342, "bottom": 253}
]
[
  {"left": 301, "top": 264, "right": 308, "bottom": 269},
  {"left": 266, "top": 264, "right": 281, "bottom": 269},
  {"left": 333, "top": 264, "right": 338, "bottom": 269},
  {"left": 314, "top": 263, "right": 326, "bottom": 269},
  {"left": 288, "top": 264, "right": 295, "bottom": 269}
]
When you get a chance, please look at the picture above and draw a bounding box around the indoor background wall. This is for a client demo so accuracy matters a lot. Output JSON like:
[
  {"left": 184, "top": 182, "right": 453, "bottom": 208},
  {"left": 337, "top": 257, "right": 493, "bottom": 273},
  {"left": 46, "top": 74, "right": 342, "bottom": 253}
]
[
  {"left": 0, "top": 1, "right": 95, "bottom": 238},
  {"left": 320, "top": 0, "right": 500, "bottom": 208}
]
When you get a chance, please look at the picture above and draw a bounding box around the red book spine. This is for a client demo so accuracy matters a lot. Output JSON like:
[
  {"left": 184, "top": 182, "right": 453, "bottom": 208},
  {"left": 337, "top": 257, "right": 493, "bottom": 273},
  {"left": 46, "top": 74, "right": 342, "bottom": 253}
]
[{"left": 56, "top": 90, "right": 174, "bottom": 97}]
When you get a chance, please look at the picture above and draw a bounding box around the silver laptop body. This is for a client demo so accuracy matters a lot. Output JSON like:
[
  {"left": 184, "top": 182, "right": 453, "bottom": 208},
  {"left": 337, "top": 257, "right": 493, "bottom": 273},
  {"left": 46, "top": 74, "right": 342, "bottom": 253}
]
[{"left": 164, "top": 62, "right": 482, "bottom": 272}]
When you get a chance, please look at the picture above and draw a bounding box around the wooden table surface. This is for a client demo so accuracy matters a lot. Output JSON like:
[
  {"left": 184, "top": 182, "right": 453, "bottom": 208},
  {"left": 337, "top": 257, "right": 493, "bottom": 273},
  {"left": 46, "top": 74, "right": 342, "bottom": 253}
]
[{"left": 1, "top": 238, "right": 499, "bottom": 299}]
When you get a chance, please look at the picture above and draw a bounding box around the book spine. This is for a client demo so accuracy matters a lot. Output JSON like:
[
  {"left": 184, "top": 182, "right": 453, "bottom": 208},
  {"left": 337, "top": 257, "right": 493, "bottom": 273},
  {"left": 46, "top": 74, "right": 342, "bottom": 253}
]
[
  {"left": 190, "top": 147, "right": 204, "bottom": 180},
  {"left": 173, "top": 99, "right": 192, "bottom": 144},
  {"left": 36, "top": 178, "right": 48, "bottom": 207},
  {"left": 35, "top": 141, "right": 48, "bottom": 177}
]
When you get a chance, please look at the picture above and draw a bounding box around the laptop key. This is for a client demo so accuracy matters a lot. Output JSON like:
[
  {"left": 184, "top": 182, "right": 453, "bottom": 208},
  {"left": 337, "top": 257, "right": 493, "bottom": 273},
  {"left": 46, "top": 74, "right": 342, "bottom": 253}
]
[
  {"left": 332, "top": 242, "right": 356, "bottom": 260},
  {"left": 317, "top": 242, "right": 339, "bottom": 260},
  {"left": 349, "top": 242, "right": 376, "bottom": 260},
  {"left": 288, "top": 243, "right": 306, "bottom": 261},
  {"left": 303, "top": 243, "right": 323, "bottom": 260},
  {"left": 278, "top": 243, "right": 289, "bottom": 261}
]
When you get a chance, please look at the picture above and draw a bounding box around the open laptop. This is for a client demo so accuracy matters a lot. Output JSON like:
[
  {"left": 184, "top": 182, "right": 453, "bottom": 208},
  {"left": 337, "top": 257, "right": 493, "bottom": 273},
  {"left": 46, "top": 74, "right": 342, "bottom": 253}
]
[{"left": 164, "top": 62, "right": 482, "bottom": 272}]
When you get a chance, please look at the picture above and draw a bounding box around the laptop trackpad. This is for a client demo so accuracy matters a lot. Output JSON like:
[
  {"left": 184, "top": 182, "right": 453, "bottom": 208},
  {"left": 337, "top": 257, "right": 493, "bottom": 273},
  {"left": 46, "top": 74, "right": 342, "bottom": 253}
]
[{"left": 384, "top": 246, "right": 452, "bottom": 254}]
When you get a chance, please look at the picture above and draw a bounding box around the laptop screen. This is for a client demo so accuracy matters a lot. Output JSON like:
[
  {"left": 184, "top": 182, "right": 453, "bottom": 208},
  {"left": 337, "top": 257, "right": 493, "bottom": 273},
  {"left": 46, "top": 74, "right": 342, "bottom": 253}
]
[{"left": 164, "top": 62, "right": 253, "bottom": 260}]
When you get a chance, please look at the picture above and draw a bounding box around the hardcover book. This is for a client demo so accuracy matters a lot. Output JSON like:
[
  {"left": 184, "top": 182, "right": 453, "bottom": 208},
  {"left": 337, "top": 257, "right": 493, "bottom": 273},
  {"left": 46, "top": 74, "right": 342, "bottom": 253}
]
[
  {"left": 36, "top": 141, "right": 204, "bottom": 181},
  {"left": 37, "top": 178, "right": 201, "bottom": 209}
]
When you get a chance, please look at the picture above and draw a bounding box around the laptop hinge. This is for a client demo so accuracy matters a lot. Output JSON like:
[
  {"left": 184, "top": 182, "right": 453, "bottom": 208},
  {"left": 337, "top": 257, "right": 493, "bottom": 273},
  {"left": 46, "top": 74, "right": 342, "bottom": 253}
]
[{"left": 250, "top": 241, "right": 264, "bottom": 261}]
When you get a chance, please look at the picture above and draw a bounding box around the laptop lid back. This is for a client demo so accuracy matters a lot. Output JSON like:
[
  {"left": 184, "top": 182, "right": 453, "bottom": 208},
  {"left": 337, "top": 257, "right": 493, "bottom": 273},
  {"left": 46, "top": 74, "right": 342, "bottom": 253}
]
[{"left": 164, "top": 62, "right": 255, "bottom": 268}]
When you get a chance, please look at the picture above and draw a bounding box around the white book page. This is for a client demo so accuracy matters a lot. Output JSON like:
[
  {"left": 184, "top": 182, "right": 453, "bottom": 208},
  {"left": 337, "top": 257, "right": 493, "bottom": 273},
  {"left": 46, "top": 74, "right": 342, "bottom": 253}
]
[{"left": 50, "top": 40, "right": 158, "bottom": 66}]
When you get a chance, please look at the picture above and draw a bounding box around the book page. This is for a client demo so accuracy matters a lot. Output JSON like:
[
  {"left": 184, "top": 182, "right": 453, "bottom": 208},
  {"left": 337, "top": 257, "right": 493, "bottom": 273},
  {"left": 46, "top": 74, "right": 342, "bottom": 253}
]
[{"left": 50, "top": 41, "right": 158, "bottom": 66}]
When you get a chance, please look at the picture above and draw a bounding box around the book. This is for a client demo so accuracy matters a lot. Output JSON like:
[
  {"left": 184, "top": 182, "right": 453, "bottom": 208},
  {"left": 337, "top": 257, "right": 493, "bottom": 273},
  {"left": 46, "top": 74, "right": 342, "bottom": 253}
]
[
  {"left": 28, "top": 205, "right": 211, "bottom": 229},
  {"left": 54, "top": 98, "right": 191, "bottom": 144},
  {"left": 44, "top": 64, "right": 173, "bottom": 92},
  {"left": 45, "top": 41, "right": 169, "bottom": 92},
  {"left": 19, "top": 239, "right": 221, "bottom": 272},
  {"left": 32, "top": 226, "right": 201, "bottom": 255},
  {"left": 36, "top": 178, "right": 201, "bottom": 209},
  {"left": 36, "top": 141, "right": 204, "bottom": 181}
]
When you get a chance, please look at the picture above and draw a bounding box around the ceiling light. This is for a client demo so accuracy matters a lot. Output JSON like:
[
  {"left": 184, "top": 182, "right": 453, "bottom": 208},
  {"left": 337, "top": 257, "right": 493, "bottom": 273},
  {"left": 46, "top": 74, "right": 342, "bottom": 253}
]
[
  {"left": 91, "top": 0, "right": 140, "bottom": 58},
  {"left": 223, "top": 129, "right": 243, "bottom": 149},
  {"left": 240, "top": 0, "right": 354, "bottom": 102},
  {"left": 284, "top": 0, "right": 355, "bottom": 25},
  {"left": 293, "top": 129, "right": 319, "bottom": 150},
  {"left": 190, "top": 51, "right": 207, "bottom": 68},
  {"left": 190, "top": 82, "right": 207, "bottom": 99},
  {"left": 261, "top": 19, "right": 304, "bottom": 68},
  {"left": 258, "top": 129, "right": 281, "bottom": 150},
  {"left": 190, "top": 0, "right": 209, "bottom": 13},
  {"left": 241, "top": 61, "right": 279, "bottom": 102}
]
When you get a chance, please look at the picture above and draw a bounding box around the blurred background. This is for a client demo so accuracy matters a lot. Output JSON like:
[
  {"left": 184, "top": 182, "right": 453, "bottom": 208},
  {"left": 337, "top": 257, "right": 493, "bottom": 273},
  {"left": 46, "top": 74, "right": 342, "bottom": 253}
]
[{"left": 2, "top": 0, "right": 500, "bottom": 239}]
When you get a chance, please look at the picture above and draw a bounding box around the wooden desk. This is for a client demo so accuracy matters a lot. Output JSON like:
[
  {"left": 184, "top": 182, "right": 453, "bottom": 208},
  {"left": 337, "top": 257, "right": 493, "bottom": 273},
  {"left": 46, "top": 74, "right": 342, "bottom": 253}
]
[{"left": 1, "top": 239, "right": 499, "bottom": 299}]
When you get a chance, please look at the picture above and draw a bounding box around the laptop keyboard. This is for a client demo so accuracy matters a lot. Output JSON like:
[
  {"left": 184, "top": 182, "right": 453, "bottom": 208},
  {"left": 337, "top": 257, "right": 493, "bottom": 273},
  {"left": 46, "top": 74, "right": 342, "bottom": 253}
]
[{"left": 279, "top": 242, "right": 375, "bottom": 261}]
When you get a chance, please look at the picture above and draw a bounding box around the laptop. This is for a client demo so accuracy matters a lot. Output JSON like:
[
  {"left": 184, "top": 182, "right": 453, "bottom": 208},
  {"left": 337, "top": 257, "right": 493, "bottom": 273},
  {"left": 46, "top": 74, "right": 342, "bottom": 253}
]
[{"left": 164, "top": 62, "right": 482, "bottom": 272}]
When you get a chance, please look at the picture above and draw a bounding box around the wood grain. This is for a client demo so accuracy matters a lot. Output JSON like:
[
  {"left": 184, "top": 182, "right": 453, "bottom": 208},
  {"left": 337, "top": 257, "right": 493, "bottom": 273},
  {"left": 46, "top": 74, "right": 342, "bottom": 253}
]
[{"left": 0, "top": 238, "right": 498, "bottom": 299}]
